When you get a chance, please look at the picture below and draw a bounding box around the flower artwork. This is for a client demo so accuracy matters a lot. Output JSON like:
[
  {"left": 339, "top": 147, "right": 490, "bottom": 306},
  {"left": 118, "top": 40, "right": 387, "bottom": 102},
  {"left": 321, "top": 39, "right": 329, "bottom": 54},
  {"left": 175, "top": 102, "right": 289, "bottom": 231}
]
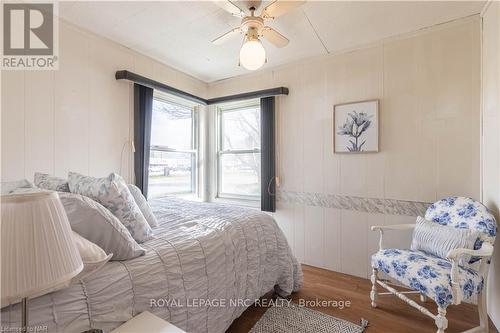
[
  {"left": 337, "top": 111, "right": 372, "bottom": 151},
  {"left": 334, "top": 100, "right": 379, "bottom": 153}
]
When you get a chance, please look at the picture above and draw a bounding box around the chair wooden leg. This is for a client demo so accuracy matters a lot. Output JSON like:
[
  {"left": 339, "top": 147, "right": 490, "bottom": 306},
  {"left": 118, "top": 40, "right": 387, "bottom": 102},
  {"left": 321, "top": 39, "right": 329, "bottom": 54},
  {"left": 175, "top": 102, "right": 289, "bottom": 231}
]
[
  {"left": 370, "top": 268, "right": 378, "bottom": 308},
  {"left": 478, "top": 290, "right": 489, "bottom": 333},
  {"left": 435, "top": 307, "right": 448, "bottom": 333}
]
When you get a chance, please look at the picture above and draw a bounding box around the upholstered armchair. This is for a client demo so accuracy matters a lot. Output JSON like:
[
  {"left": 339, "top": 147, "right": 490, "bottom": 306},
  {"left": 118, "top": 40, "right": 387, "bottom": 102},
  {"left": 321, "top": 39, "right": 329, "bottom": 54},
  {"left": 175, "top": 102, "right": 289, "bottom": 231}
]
[{"left": 370, "top": 197, "right": 497, "bottom": 333}]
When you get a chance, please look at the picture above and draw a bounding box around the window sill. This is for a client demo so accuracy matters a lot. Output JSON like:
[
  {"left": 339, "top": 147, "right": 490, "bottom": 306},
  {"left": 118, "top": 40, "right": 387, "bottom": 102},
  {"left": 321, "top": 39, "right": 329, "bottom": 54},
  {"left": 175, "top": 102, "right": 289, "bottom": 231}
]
[
  {"left": 149, "top": 193, "right": 201, "bottom": 202},
  {"left": 212, "top": 197, "right": 260, "bottom": 209}
]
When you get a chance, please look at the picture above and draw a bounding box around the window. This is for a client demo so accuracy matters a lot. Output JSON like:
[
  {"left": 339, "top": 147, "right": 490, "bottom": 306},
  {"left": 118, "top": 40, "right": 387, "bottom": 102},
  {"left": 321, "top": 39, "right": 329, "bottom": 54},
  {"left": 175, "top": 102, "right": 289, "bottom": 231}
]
[
  {"left": 149, "top": 94, "right": 198, "bottom": 198},
  {"left": 217, "top": 101, "right": 261, "bottom": 200}
]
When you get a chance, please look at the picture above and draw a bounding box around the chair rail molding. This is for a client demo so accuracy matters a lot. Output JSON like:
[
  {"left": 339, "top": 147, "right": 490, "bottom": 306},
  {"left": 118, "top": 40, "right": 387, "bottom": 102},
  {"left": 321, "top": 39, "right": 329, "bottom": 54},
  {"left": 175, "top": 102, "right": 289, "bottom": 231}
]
[{"left": 277, "top": 190, "right": 431, "bottom": 217}]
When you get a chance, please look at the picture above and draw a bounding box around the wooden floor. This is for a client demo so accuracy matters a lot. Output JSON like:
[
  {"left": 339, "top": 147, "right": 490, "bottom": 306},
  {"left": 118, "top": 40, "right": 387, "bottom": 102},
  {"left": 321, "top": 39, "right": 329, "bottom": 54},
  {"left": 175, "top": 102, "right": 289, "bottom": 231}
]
[{"left": 227, "top": 265, "right": 498, "bottom": 333}]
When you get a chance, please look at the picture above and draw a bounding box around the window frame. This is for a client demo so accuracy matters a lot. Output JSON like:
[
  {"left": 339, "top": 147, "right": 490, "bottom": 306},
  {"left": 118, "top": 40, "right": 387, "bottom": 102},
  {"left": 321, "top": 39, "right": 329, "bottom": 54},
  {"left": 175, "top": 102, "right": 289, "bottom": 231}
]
[
  {"left": 150, "top": 92, "right": 199, "bottom": 197},
  {"left": 216, "top": 99, "right": 261, "bottom": 201}
]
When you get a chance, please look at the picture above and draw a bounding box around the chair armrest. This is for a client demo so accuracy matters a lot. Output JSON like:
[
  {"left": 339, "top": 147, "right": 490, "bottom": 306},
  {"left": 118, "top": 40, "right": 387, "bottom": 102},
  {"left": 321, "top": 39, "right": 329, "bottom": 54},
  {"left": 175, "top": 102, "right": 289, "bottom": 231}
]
[
  {"left": 446, "top": 242, "right": 494, "bottom": 260},
  {"left": 371, "top": 224, "right": 415, "bottom": 251},
  {"left": 446, "top": 242, "right": 493, "bottom": 305},
  {"left": 371, "top": 224, "right": 415, "bottom": 232}
]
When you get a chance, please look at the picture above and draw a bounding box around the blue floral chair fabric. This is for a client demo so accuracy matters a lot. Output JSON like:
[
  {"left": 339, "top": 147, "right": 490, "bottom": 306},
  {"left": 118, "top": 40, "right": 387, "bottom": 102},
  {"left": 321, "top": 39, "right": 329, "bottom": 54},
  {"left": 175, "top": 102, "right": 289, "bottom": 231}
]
[
  {"left": 370, "top": 197, "right": 496, "bottom": 333},
  {"left": 371, "top": 249, "right": 484, "bottom": 308}
]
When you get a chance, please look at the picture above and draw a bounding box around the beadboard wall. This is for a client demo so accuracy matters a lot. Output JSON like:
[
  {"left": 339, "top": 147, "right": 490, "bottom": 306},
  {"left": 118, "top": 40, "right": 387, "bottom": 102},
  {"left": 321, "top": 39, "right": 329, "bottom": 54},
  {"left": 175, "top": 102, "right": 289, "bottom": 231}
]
[
  {"left": 209, "top": 17, "right": 481, "bottom": 279},
  {"left": 1, "top": 20, "right": 208, "bottom": 184},
  {"left": 481, "top": 1, "right": 500, "bottom": 328}
]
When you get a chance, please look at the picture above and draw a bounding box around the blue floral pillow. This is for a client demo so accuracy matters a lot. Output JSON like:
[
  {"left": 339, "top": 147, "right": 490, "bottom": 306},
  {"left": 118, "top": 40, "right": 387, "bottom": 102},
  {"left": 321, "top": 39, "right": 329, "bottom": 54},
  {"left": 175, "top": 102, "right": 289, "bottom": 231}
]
[
  {"left": 34, "top": 172, "right": 70, "bottom": 192},
  {"left": 68, "top": 172, "right": 153, "bottom": 243},
  {"left": 1, "top": 179, "right": 34, "bottom": 194}
]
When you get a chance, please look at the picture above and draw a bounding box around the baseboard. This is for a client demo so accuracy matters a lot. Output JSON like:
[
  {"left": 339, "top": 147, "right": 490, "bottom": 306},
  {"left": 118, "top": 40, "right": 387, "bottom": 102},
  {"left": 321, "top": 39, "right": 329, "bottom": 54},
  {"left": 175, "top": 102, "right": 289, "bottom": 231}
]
[{"left": 490, "top": 315, "right": 499, "bottom": 332}]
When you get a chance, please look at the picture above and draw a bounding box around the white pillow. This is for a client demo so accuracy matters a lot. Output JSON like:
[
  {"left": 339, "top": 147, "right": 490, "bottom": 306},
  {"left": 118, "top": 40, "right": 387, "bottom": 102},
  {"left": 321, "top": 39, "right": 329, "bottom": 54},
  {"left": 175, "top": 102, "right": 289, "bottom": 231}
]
[
  {"left": 411, "top": 216, "right": 480, "bottom": 265},
  {"left": 127, "top": 184, "right": 159, "bottom": 228},
  {"left": 68, "top": 172, "right": 153, "bottom": 243},
  {"left": 72, "top": 231, "right": 112, "bottom": 281}
]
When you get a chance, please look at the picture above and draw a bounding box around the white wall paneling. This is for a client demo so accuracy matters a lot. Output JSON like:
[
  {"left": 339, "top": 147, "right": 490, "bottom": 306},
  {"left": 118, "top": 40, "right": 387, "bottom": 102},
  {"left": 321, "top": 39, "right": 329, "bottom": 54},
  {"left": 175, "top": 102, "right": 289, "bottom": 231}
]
[
  {"left": 481, "top": 0, "right": 500, "bottom": 328},
  {"left": 293, "top": 204, "right": 306, "bottom": 264},
  {"left": 324, "top": 208, "right": 341, "bottom": 273},
  {"left": 25, "top": 71, "right": 55, "bottom": 178},
  {"left": 1, "top": 71, "right": 25, "bottom": 181},
  {"left": 304, "top": 206, "right": 325, "bottom": 268},
  {"left": 54, "top": 23, "right": 90, "bottom": 177}
]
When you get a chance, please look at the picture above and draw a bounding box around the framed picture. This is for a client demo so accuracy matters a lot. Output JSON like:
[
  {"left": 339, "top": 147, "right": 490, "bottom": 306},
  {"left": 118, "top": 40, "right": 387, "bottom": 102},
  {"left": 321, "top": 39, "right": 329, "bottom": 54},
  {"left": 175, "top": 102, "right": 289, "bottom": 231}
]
[{"left": 334, "top": 100, "right": 379, "bottom": 153}]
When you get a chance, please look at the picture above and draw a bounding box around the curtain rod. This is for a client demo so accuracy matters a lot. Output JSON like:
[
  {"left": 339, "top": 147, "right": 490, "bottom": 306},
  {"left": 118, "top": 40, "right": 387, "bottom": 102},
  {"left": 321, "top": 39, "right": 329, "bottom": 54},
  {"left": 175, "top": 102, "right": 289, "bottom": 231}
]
[
  {"left": 115, "top": 70, "right": 289, "bottom": 105},
  {"left": 116, "top": 70, "right": 207, "bottom": 105}
]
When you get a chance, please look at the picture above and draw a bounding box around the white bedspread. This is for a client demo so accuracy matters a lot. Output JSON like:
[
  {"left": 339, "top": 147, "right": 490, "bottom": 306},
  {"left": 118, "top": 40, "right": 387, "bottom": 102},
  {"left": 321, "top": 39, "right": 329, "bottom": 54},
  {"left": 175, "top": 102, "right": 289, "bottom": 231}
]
[{"left": 1, "top": 197, "right": 303, "bottom": 333}]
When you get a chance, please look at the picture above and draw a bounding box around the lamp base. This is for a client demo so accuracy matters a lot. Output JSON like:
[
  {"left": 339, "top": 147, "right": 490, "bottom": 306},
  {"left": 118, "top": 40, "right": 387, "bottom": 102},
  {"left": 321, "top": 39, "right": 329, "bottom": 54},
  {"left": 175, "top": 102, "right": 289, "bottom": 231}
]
[{"left": 21, "top": 297, "right": 28, "bottom": 332}]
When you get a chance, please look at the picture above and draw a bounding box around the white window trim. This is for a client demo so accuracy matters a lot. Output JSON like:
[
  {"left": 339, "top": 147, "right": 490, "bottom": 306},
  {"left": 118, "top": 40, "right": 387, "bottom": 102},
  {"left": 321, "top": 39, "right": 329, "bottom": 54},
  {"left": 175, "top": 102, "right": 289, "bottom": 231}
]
[
  {"left": 150, "top": 92, "right": 200, "bottom": 198},
  {"left": 215, "top": 99, "right": 261, "bottom": 202}
]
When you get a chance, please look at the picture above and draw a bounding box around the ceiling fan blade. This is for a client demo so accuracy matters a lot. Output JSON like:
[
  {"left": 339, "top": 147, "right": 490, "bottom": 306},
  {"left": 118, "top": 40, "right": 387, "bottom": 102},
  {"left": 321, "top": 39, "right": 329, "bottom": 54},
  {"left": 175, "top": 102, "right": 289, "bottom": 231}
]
[
  {"left": 213, "top": 1, "right": 247, "bottom": 17},
  {"left": 212, "top": 27, "right": 243, "bottom": 45},
  {"left": 261, "top": 1, "right": 305, "bottom": 19},
  {"left": 262, "top": 27, "right": 289, "bottom": 48}
]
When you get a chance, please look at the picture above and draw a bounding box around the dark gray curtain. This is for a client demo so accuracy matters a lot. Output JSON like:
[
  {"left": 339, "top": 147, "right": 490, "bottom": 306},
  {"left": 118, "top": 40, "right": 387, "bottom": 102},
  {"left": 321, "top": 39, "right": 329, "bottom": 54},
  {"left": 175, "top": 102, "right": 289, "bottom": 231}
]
[
  {"left": 134, "top": 83, "right": 153, "bottom": 197},
  {"left": 260, "top": 97, "right": 276, "bottom": 212}
]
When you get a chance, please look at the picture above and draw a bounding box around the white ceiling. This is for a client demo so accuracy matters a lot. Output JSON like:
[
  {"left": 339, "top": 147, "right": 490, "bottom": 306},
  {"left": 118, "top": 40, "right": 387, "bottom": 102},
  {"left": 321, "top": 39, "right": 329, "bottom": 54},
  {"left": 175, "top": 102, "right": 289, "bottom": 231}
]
[{"left": 59, "top": 1, "right": 485, "bottom": 82}]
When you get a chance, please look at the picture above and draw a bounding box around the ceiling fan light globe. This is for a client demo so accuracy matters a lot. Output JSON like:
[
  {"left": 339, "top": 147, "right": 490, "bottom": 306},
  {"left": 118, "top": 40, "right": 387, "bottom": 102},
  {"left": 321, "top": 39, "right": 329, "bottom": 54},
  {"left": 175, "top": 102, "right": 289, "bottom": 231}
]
[{"left": 239, "top": 39, "right": 266, "bottom": 70}]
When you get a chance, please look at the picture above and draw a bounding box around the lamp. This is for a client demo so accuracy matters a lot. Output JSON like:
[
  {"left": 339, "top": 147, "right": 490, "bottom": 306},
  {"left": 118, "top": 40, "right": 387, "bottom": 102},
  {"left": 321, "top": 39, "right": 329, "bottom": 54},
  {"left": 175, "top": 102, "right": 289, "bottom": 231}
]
[
  {"left": 1, "top": 191, "right": 83, "bottom": 331},
  {"left": 239, "top": 35, "right": 266, "bottom": 71}
]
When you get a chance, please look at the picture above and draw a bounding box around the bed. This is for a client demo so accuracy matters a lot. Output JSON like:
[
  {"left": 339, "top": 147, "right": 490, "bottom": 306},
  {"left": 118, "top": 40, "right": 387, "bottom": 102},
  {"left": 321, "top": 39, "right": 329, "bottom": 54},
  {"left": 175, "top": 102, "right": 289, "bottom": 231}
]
[{"left": 1, "top": 197, "right": 303, "bottom": 333}]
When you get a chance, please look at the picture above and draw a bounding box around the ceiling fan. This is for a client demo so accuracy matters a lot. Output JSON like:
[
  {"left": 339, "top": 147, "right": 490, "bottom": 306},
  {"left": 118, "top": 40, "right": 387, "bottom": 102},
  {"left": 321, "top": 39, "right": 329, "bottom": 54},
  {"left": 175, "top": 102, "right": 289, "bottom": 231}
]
[{"left": 212, "top": 0, "right": 305, "bottom": 70}]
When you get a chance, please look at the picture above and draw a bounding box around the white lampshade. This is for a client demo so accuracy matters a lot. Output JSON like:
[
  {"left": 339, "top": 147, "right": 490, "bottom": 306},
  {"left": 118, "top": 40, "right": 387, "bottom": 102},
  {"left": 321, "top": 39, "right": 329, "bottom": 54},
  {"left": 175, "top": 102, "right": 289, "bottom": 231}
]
[
  {"left": 1, "top": 191, "right": 83, "bottom": 306},
  {"left": 239, "top": 39, "right": 266, "bottom": 71}
]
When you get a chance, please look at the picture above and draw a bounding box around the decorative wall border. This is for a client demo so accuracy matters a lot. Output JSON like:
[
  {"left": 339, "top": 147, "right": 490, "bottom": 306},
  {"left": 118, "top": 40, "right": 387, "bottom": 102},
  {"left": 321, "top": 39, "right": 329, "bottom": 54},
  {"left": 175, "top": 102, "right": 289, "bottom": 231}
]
[{"left": 277, "top": 190, "right": 431, "bottom": 217}]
